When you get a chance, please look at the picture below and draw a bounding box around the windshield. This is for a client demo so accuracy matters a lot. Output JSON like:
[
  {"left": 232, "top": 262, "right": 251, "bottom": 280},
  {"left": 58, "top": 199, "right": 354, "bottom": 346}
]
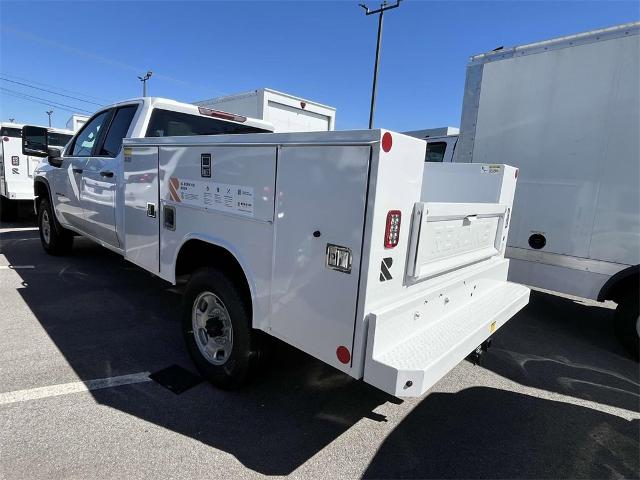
[{"left": 48, "top": 132, "right": 73, "bottom": 147}]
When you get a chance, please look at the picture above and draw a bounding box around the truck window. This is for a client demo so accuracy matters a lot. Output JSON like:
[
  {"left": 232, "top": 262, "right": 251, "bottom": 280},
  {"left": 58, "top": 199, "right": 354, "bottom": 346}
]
[
  {"left": 71, "top": 110, "right": 111, "bottom": 157},
  {"left": 145, "top": 109, "right": 270, "bottom": 137},
  {"left": 47, "top": 133, "right": 73, "bottom": 147},
  {"left": 425, "top": 142, "right": 447, "bottom": 162},
  {"left": 99, "top": 105, "right": 138, "bottom": 157},
  {"left": 1, "top": 127, "right": 21, "bottom": 138}
]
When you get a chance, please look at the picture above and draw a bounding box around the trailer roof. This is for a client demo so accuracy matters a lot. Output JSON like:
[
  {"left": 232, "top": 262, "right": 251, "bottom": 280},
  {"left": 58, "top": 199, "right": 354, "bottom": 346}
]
[{"left": 470, "top": 21, "right": 639, "bottom": 65}]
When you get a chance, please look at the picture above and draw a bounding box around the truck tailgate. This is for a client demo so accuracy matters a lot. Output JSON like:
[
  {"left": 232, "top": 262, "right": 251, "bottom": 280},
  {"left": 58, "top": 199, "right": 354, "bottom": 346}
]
[
  {"left": 407, "top": 202, "right": 509, "bottom": 280},
  {"left": 364, "top": 280, "right": 529, "bottom": 397}
]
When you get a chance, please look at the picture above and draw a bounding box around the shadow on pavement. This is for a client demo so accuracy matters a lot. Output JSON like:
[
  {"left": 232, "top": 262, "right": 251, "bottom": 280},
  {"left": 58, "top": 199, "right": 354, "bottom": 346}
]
[
  {"left": 363, "top": 386, "right": 639, "bottom": 479},
  {"left": 2, "top": 230, "right": 393, "bottom": 475},
  {"left": 1, "top": 224, "right": 638, "bottom": 475},
  {"left": 481, "top": 290, "right": 639, "bottom": 413}
]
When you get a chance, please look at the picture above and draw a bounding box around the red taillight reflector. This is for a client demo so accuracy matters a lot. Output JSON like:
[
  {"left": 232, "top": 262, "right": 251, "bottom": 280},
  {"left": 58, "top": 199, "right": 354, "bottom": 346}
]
[
  {"left": 381, "top": 132, "right": 393, "bottom": 152},
  {"left": 515, "top": 168, "right": 519, "bottom": 178},
  {"left": 2, "top": 137, "right": 9, "bottom": 142},
  {"left": 336, "top": 346, "right": 351, "bottom": 364},
  {"left": 198, "top": 106, "right": 247, "bottom": 123},
  {"left": 384, "top": 210, "right": 401, "bottom": 248}
]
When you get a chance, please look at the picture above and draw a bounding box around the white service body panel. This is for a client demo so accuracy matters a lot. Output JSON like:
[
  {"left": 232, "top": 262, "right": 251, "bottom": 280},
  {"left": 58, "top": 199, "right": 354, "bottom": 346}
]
[
  {"left": 454, "top": 22, "right": 640, "bottom": 300},
  {"left": 123, "top": 130, "right": 528, "bottom": 397},
  {"left": 194, "top": 88, "right": 336, "bottom": 133}
]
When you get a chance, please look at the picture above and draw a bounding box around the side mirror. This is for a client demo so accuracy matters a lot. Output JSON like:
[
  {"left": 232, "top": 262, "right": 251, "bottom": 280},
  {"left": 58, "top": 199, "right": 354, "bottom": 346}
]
[
  {"left": 47, "top": 146, "right": 63, "bottom": 168},
  {"left": 22, "top": 125, "right": 49, "bottom": 157}
]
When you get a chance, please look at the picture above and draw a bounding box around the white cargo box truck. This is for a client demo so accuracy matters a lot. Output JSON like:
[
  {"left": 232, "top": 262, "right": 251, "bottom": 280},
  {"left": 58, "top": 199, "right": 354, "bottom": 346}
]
[
  {"left": 194, "top": 88, "right": 336, "bottom": 133},
  {"left": 1, "top": 123, "right": 73, "bottom": 220},
  {"left": 66, "top": 114, "right": 90, "bottom": 132},
  {"left": 407, "top": 22, "right": 640, "bottom": 357},
  {"left": 25, "top": 103, "right": 529, "bottom": 396}
]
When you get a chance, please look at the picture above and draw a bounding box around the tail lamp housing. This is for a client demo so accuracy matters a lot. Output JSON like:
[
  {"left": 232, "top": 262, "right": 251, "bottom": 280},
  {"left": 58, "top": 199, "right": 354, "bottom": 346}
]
[{"left": 384, "top": 210, "right": 401, "bottom": 248}]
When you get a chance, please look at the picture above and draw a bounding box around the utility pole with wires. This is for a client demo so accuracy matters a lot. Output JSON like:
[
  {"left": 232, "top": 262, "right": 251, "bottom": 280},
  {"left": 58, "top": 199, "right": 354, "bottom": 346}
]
[
  {"left": 8, "top": 118, "right": 15, "bottom": 123},
  {"left": 46, "top": 110, "right": 53, "bottom": 127},
  {"left": 359, "top": 0, "right": 402, "bottom": 129},
  {"left": 138, "top": 71, "right": 153, "bottom": 97}
]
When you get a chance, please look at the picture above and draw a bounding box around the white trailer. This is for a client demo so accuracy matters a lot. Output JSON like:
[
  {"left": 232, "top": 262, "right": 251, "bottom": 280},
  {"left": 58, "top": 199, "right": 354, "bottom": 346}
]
[
  {"left": 408, "top": 22, "right": 640, "bottom": 357},
  {"left": 25, "top": 104, "right": 528, "bottom": 396},
  {"left": 0, "top": 123, "right": 73, "bottom": 220},
  {"left": 66, "top": 114, "right": 90, "bottom": 132},
  {"left": 194, "top": 88, "right": 336, "bottom": 133}
]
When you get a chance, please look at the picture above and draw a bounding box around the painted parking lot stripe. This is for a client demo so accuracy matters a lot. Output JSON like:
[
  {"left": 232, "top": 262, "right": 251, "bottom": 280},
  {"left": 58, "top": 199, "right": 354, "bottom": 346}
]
[
  {"left": 0, "top": 372, "right": 152, "bottom": 405},
  {"left": 0, "top": 265, "right": 35, "bottom": 270}
]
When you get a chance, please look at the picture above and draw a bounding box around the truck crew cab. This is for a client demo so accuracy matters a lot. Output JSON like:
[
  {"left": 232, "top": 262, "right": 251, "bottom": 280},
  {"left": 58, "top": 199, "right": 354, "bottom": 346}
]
[{"left": 24, "top": 97, "right": 529, "bottom": 397}]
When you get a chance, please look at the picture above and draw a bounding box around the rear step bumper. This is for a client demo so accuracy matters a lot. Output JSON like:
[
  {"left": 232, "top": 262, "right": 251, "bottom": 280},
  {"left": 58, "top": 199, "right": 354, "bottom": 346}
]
[{"left": 364, "top": 281, "right": 530, "bottom": 397}]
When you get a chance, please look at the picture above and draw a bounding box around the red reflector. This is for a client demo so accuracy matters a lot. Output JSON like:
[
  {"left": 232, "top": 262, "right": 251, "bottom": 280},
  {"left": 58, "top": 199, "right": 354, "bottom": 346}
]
[
  {"left": 515, "top": 168, "right": 519, "bottom": 179},
  {"left": 2, "top": 137, "right": 9, "bottom": 142},
  {"left": 336, "top": 346, "right": 351, "bottom": 364},
  {"left": 381, "top": 132, "right": 393, "bottom": 152},
  {"left": 198, "top": 106, "right": 247, "bottom": 123},
  {"left": 384, "top": 210, "right": 401, "bottom": 248}
]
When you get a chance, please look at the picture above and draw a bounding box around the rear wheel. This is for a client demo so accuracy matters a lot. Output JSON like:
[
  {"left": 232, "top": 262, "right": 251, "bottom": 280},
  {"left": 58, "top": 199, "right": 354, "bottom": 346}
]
[
  {"left": 38, "top": 198, "right": 73, "bottom": 255},
  {"left": 182, "top": 267, "right": 260, "bottom": 389},
  {"left": 614, "top": 292, "right": 639, "bottom": 360}
]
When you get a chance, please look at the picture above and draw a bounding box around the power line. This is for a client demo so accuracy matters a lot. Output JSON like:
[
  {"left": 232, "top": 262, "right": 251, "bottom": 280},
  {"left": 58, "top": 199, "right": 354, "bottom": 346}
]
[
  {"left": 2, "top": 90, "right": 80, "bottom": 115},
  {"left": 0, "top": 77, "right": 104, "bottom": 106},
  {"left": 0, "top": 72, "right": 112, "bottom": 103},
  {"left": 0, "top": 87, "right": 93, "bottom": 114}
]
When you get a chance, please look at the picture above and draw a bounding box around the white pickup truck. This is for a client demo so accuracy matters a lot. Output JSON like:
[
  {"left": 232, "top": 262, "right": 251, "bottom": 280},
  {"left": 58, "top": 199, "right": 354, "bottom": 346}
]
[{"left": 24, "top": 96, "right": 529, "bottom": 397}]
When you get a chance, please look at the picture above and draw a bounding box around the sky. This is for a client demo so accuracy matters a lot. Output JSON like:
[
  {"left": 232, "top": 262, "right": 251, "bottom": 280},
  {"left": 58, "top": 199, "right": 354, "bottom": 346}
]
[{"left": 0, "top": 0, "right": 638, "bottom": 131}]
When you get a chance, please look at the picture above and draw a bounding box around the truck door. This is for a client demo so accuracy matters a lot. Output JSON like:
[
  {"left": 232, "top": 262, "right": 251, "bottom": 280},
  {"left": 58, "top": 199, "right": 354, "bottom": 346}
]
[
  {"left": 82, "top": 105, "right": 138, "bottom": 247},
  {"left": 57, "top": 111, "right": 112, "bottom": 231},
  {"left": 270, "top": 145, "right": 370, "bottom": 371}
]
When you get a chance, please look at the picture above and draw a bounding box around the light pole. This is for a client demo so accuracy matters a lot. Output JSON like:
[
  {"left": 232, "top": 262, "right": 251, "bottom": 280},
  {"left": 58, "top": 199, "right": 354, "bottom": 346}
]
[
  {"left": 46, "top": 110, "right": 53, "bottom": 127},
  {"left": 138, "top": 71, "right": 153, "bottom": 97},
  {"left": 359, "top": 0, "right": 402, "bottom": 129},
  {"left": 8, "top": 118, "right": 15, "bottom": 123}
]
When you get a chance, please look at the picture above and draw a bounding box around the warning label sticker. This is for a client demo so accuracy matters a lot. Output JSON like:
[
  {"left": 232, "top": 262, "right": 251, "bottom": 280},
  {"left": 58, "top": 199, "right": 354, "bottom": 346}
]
[
  {"left": 481, "top": 164, "right": 501, "bottom": 174},
  {"left": 168, "top": 177, "right": 254, "bottom": 216}
]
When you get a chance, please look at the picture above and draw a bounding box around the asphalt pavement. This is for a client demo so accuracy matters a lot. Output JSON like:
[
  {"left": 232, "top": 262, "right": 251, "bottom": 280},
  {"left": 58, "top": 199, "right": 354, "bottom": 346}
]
[{"left": 1, "top": 210, "right": 638, "bottom": 479}]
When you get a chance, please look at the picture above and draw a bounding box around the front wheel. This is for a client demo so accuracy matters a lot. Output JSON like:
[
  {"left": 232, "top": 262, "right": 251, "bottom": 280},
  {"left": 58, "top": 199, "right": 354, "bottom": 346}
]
[
  {"left": 614, "top": 292, "right": 639, "bottom": 361},
  {"left": 182, "top": 267, "right": 260, "bottom": 389},
  {"left": 38, "top": 198, "right": 73, "bottom": 255}
]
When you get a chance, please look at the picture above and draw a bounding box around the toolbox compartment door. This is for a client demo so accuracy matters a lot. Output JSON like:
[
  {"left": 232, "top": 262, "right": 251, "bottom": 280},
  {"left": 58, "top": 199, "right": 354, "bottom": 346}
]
[
  {"left": 270, "top": 145, "right": 370, "bottom": 371},
  {"left": 407, "top": 202, "right": 508, "bottom": 280},
  {"left": 123, "top": 146, "right": 160, "bottom": 274}
]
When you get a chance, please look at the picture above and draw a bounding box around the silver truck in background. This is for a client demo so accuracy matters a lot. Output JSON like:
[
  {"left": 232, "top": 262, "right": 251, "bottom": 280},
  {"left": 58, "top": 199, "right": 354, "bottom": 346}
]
[{"left": 406, "top": 21, "right": 640, "bottom": 358}]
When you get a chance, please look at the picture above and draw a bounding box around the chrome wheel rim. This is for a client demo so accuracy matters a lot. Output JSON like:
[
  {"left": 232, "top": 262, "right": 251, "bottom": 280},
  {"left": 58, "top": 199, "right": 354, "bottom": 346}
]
[
  {"left": 192, "top": 291, "right": 233, "bottom": 365},
  {"left": 41, "top": 210, "right": 51, "bottom": 245}
]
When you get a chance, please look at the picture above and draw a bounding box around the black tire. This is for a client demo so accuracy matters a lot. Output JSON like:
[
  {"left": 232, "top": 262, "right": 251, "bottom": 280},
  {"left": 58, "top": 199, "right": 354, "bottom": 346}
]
[
  {"left": 38, "top": 198, "right": 73, "bottom": 255},
  {"left": 614, "top": 293, "right": 639, "bottom": 361},
  {"left": 0, "top": 196, "right": 18, "bottom": 223},
  {"left": 182, "top": 267, "right": 260, "bottom": 389}
]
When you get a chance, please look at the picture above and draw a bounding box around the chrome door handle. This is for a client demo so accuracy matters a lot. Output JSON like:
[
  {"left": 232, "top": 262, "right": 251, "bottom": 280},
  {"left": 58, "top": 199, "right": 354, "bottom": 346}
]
[{"left": 100, "top": 171, "right": 114, "bottom": 178}]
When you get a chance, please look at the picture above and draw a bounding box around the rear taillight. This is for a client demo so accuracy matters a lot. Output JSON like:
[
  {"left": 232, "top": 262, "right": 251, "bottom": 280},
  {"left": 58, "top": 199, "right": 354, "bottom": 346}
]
[{"left": 384, "top": 210, "right": 401, "bottom": 248}]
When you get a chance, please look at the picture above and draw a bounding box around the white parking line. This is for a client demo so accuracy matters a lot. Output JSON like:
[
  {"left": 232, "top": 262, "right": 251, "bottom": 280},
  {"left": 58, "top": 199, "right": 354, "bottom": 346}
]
[
  {"left": 0, "top": 227, "right": 38, "bottom": 233},
  {"left": 0, "top": 372, "right": 152, "bottom": 405},
  {"left": 0, "top": 265, "right": 35, "bottom": 270}
]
